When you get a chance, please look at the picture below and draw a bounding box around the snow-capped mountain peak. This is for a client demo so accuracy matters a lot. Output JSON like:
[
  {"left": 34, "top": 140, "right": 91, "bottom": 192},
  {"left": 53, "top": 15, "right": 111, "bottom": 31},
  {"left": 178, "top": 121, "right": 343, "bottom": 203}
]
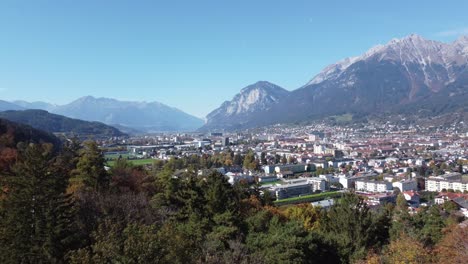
[{"left": 306, "top": 34, "right": 468, "bottom": 88}]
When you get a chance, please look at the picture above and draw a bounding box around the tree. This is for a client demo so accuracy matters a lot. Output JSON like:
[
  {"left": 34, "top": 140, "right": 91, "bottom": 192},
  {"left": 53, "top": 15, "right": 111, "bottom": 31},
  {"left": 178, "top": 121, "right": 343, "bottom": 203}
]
[
  {"left": 418, "top": 205, "right": 445, "bottom": 246},
  {"left": 287, "top": 155, "right": 297, "bottom": 164},
  {"left": 73, "top": 140, "right": 109, "bottom": 192},
  {"left": 233, "top": 154, "right": 243, "bottom": 166},
  {"left": 381, "top": 233, "right": 434, "bottom": 264},
  {"left": 69, "top": 221, "right": 163, "bottom": 264},
  {"left": 284, "top": 204, "right": 321, "bottom": 231},
  {"left": 390, "top": 193, "right": 412, "bottom": 240},
  {"left": 203, "top": 171, "right": 239, "bottom": 218},
  {"left": 0, "top": 143, "right": 77, "bottom": 263},
  {"left": 260, "top": 152, "right": 267, "bottom": 165},
  {"left": 434, "top": 226, "right": 468, "bottom": 263},
  {"left": 243, "top": 151, "right": 257, "bottom": 171},
  {"left": 246, "top": 214, "right": 339, "bottom": 263},
  {"left": 110, "top": 158, "right": 146, "bottom": 193},
  {"left": 321, "top": 192, "right": 383, "bottom": 262},
  {"left": 280, "top": 155, "right": 287, "bottom": 165}
]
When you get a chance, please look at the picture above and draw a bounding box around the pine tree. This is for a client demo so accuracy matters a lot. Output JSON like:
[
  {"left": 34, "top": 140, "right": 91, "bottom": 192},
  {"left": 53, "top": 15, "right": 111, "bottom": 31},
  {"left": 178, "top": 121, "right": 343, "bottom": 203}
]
[
  {"left": 390, "top": 193, "right": 413, "bottom": 240},
  {"left": 0, "top": 143, "right": 77, "bottom": 263},
  {"left": 73, "top": 140, "right": 109, "bottom": 192},
  {"left": 321, "top": 192, "right": 377, "bottom": 262},
  {"left": 260, "top": 152, "right": 267, "bottom": 165}
]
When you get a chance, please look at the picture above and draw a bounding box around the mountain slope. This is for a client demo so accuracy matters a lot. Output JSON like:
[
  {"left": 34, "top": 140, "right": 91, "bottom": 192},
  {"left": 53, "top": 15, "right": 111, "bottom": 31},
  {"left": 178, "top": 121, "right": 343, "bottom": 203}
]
[
  {"left": 0, "top": 118, "right": 62, "bottom": 149},
  {"left": 0, "top": 100, "right": 24, "bottom": 111},
  {"left": 201, "top": 81, "right": 290, "bottom": 130},
  {"left": 0, "top": 110, "right": 126, "bottom": 138},
  {"left": 205, "top": 34, "right": 468, "bottom": 130},
  {"left": 52, "top": 96, "right": 203, "bottom": 132},
  {"left": 284, "top": 34, "right": 468, "bottom": 119},
  {"left": 13, "top": 100, "right": 57, "bottom": 111}
]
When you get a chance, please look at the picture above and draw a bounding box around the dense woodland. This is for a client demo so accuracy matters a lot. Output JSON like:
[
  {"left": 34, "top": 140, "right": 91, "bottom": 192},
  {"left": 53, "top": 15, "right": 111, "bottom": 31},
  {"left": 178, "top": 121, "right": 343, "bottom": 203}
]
[{"left": 0, "top": 126, "right": 467, "bottom": 263}]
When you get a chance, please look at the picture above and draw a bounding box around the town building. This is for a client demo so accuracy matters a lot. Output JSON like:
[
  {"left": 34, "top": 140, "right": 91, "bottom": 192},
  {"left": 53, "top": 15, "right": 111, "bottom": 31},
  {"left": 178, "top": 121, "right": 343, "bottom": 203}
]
[
  {"left": 392, "top": 179, "right": 418, "bottom": 192},
  {"left": 275, "top": 164, "right": 308, "bottom": 174},
  {"left": 425, "top": 173, "right": 468, "bottom": 192},
  {"left": 356, "top": 180, "right": 393, "bottom": 193}
]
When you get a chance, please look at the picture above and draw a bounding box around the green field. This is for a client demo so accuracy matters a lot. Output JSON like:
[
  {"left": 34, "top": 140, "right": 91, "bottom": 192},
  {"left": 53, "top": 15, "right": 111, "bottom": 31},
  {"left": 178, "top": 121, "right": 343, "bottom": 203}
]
[
  {"left": 106, "top": 158, "right": 155, "bottom": 167},
  {"left": 274, "top": 191, "right": 342, "bottom": 206},
  {"left": 259, "top": 179, "right": 282, "bottom": 186}
]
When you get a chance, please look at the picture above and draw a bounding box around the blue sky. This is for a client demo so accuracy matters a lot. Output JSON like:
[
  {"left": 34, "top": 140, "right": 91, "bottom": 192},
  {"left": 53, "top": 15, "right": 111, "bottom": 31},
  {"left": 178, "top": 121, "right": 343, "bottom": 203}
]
[{"left": 0, "top": 1, "right": 467, "bottom": 118}]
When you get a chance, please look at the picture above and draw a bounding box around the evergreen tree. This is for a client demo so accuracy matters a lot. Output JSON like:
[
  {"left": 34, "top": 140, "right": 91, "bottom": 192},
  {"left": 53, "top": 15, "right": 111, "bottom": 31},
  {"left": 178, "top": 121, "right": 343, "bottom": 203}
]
[
  {"left": 73, "top": 140, "right": 109, "bottom": 192},
  {"left": 321, "top": 192, "right": 381, "bottom": 262},
  {"left": 0, "top": 143, "right": 77, "bottom": 263},
  {"left": 233, "top": 154, "right": 243, "bottom": 166},
  {"left": 390, "top": 193, "right": 412, "bottom": 240},
  {"left": 260, "top": 152, "right": 267, "bottom": 165}
]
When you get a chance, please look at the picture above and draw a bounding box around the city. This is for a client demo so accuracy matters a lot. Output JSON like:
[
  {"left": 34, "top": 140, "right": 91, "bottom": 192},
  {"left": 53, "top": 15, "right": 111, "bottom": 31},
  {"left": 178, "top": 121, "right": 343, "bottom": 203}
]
[{"left": 1, "top": 1, "right": 467, "bottom": 263}]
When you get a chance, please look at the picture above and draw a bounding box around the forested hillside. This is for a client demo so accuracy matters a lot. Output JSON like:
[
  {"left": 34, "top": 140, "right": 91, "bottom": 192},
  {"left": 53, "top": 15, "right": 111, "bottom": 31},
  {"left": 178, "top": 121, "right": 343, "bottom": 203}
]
[{"left": 0, "top": 110, "right": 126, "bottom": 138}]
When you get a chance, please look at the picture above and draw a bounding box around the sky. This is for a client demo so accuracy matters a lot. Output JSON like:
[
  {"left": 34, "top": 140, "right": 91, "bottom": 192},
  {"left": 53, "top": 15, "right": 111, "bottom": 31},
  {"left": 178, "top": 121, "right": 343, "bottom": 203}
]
[{"left": 0, "top": 0, "right": 467, "bottom": 118}]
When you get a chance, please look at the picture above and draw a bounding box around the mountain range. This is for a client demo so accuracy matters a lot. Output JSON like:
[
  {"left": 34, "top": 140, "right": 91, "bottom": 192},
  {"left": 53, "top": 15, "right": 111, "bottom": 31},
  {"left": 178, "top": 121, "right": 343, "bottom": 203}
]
[
  {"left": 202, "top": 34, "right": 468, "bottom": 130},
  {"left": 2, "top": 34, "right": 467, "bottom": 132},
  {"left": 1, "top": 97, "right": 204, "bottom": 132}
]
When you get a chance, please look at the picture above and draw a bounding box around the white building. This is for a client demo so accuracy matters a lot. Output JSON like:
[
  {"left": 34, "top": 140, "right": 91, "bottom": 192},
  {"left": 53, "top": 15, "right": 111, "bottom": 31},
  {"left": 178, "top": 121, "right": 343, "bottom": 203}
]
[
  {"left": 319, "top": 174, "right": 339, "bottom": 183},
  {"left": 338, "top": 173, "right": 376, "bottom": 189},
  {"left": 356, "top": 180, "right": 392, "bottom": 193},
  {"left": 313, "top": 144, "right": 325, "bottom": 154},
  {"left": 263, "top": 165, "right": 276, "bottom": 174},
  {"left": 425, "top": 173, "right": 467, "bottom": 192},
  {"left": 307, "top": 178, "right": 327, "bottom": 192},
  {"left": 393, "top": 179, "right": 418, "bottom": 192}
]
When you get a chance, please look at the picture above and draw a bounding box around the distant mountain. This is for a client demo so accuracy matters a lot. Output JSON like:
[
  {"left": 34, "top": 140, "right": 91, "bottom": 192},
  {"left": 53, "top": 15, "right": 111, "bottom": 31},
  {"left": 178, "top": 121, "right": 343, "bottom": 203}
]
[
  {"left": 204, "top": 34, "right": 468, "bottom": 130},
  {"left": 3, "top": 97, "right": 204, "bottom": 132},
  {"left": 0, "top": 100, "right": 24, "bottom": 111},
  {"left": 202, "top": 81, "right": 290, "bottom": 130},
  {"left": 52, "top": 96, "right": 203, "bottom": 132},
  {"left": 13, "top": 100, "right": 57, "bottom": 111},
  {"left": 0, "top": 110, "right": 126, "bottom": 138}
]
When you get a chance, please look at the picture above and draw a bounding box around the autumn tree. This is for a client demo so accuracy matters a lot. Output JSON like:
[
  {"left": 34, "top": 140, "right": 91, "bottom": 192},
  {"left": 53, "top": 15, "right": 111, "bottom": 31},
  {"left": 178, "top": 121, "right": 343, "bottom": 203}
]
[
  {"left": 381, "top": 233, "right": 434, "bottom": 264},
  {"left": 243, "top": 151, "right": 258, "bottom": 171},
  {"left": 434, "top": 225, "right": 468, "bottom": 263}
]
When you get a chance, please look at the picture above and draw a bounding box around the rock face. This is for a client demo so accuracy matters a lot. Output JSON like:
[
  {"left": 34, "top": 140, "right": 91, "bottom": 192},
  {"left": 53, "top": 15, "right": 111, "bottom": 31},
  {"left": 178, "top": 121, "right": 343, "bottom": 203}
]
[
  {"left": 203, "top": 81, "right": 290, "bottom": 130},
  {"left": 203, "top": 34, "right": 468, "bottom": 130}
]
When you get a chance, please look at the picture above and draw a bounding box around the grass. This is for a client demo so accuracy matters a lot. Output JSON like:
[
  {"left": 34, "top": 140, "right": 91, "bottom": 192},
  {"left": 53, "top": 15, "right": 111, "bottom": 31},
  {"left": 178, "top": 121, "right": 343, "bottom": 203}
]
[
  {"left": 259, "top": 179, "right": 282, "bottom": 186},
  {"left": 106, "top": 158, "right": 155, "bottom": 167},
  {"left": 274, "top": 191, "right": 342, "bottom": 206}
]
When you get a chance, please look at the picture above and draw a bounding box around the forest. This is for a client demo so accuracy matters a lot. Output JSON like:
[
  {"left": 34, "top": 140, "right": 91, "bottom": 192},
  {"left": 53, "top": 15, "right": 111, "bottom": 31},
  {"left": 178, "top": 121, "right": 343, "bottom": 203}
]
[{"left": 0, "top": 130, "right": 466, "bottom": 263}]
